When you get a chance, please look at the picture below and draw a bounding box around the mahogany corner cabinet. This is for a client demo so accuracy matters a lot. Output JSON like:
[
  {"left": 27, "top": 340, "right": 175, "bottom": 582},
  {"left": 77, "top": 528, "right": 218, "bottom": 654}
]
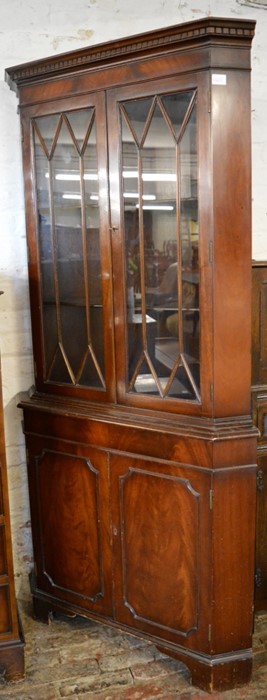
[
  {"left": 6, "top": 17, "right": 257, "bottom": 692},
  {"left": 0, "top": 306, "right": 24, "bottom": 680}
]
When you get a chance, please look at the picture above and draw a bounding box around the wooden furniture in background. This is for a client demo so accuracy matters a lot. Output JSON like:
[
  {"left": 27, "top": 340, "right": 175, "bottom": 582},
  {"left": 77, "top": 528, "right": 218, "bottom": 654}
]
[
  {"left": 0, "top": 296, "right": 24, "bottom": 679},
  {"left": 6, "top": 18, "right": 257, "bottom": 692},
  {"left": 252, "top": 261, "right": 267, "bottom": 612}
]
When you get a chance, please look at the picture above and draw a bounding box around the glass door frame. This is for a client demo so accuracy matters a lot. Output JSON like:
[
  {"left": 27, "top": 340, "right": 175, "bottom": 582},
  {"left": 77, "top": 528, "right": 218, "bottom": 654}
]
[
  {"left": 21, "top": 91, "right": 116, "bottom": 403},
  {"left": 108, "top": 72, "right": 213, "bottom": 416}
]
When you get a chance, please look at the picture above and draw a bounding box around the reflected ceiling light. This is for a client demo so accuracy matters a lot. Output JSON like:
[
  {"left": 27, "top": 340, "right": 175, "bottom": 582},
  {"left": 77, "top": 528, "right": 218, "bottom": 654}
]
[
  {"left": 62, "top": 193, "right": 81, "bottom": 200},
  {"left": 84, "top": 174, "right": 98, "bottom": 181},
  {"left": 123, "top": 193, "right": 156, "bottom": 200},
  {"left": 143, "top": 174, "right": 176, "bottom": 182},
  {"left": 123, "top": 171, "right": 176, "bottom": 182},
  {"left": 46, "top": 171, "right": 175, "bottom": 183},
  {"left": 62, "top": 193, "right": 100, "bottom": 201},
  {"left": 57, "top": 173, "right": 80, "bottom": 181},
  {"left": 45, "top": 172, "right": 98, "bottom": 181},
  {"left": 136, "top": 204, "right": 174, "bottom": 211}
]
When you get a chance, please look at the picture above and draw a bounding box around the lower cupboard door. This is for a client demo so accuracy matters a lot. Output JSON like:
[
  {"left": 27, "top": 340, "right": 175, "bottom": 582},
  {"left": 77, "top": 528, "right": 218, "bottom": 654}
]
[
  {"left": 27, "top": 439, "right": 113, "bottom": 616},
  {"left": 110, "top": 454, "right": 211, "bottom": 649}
]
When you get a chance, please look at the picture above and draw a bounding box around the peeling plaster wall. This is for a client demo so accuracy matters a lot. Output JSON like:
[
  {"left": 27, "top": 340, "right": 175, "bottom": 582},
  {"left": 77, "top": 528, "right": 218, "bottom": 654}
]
[{"left": 0, "top": 0, "right": 267, "bottom": 599}]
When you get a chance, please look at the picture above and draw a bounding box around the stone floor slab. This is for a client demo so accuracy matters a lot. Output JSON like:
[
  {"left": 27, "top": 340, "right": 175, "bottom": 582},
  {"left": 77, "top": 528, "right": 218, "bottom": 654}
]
[{"left": 0, "top": 601, "right": 266, "bottom": 699}]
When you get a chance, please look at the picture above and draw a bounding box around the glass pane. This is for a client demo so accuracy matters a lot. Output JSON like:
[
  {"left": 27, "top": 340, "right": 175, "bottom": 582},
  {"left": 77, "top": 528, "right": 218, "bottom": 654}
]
[
  {"left": 180, "top": 103, "right": 199, "bottom": 399},
  {"left": 121, "top": 114, "right": 142, "bottom": 376},
  {"left": 141, "top": 102, "right": 177, "bottom": 397},
  {"left": 120, "top": 91, "right": 199, "bottom": 402},
  {"left": 33, "top": 109, "right": 105, "bottom": 389},
  {"left": 34, "top": 117, "right": 58, "bottom": 377},
  {"left": 122, "top": 98, "right": 152, "bottom": 145},
  {"left": 34, "top": 114, "right": 61, "bottom": 156},
  {"left": 84, "top": 120, "right": 99, "bottom": 229},
  {"left": 65, "top": 109, "right": 93, "bottom": 153},
  {"left": 161, "top": 91, "right": 193, "bottom": 140}
]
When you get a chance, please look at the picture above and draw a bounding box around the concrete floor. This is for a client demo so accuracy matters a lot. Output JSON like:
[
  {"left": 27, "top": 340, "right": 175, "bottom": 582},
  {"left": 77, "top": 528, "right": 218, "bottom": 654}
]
[{"left": 0, "top": 600, "right": 267, "bottom": 699}]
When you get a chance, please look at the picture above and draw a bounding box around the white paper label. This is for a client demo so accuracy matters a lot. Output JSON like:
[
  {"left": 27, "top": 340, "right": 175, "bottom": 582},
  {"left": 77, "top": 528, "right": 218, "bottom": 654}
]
[{"left": 212, "top": 74, "right": 227, "bottom": 86}]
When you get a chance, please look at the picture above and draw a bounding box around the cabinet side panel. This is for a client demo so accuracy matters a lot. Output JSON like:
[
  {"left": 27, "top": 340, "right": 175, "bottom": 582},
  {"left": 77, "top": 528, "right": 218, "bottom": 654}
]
[
  {"left": 212, "top": 466, "right": 256, "bottom": 652},
  {"left": 212, "top": 70, "right": 252, "bottom": 417}
]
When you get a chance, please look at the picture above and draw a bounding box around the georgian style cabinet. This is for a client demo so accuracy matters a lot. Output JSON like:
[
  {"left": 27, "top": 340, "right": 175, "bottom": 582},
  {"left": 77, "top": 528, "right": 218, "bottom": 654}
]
[
  {"left": 0, "top": 317, "right": 24, "bottom": 679},
  {"left": 6, "top": 17, "right": 257, "bottom": 692},
  {"left": 252, "top": 261, "right": 267, "bottom": 611}
]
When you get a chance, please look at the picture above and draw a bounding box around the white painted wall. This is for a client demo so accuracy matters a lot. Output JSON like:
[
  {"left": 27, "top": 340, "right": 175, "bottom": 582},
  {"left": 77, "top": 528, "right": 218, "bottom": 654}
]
[{"left": 0, "top": 0, "right": 267, "bottom": 598}]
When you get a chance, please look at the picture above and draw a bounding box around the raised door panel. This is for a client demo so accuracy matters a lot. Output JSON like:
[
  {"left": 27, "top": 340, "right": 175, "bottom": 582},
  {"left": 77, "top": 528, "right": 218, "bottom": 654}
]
[
  {"left": 26, "top": 437, "right": 112, "bottom": 616},
  {"left": 111, "top": 454, "right": 211, "bottom": 650}
]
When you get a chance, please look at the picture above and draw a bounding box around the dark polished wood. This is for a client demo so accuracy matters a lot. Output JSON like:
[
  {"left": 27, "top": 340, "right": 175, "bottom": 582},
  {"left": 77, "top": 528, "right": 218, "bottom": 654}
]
[
  {"left": 252, "top": 261, "right": 267, "bottom": 611},
  {"left": 18, "top": 392, "right": 257, "bottom": 692},
  {"left": 0, "top": 354, "right": 24, "bottom": 679},
  {"left": 6, "top": 17, "right": 256, "bottom": 692},
  {"left": 252, "top": 261, "right": 267, "bottom": 387}
]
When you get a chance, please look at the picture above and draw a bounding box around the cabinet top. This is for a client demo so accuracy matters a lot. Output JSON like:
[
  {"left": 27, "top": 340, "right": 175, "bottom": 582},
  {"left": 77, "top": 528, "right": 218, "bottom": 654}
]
[{"left": 6, "top": 16, "right": 255, "bottom": 93}]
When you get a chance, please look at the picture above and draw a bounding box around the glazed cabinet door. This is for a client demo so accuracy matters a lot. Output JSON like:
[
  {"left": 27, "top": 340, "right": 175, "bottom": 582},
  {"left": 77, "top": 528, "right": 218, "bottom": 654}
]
[
  {"left": 108, "top": 73, "right": 212, "bottom": 416},
  {"left": 26, "top": 436, "right": 113, "bottom": 617},
  {"left": 110, "top": 453, "right": 211, "bottom": 651},
  {"left": 21, "top": 92, "right": 115, "bottom": 403}
]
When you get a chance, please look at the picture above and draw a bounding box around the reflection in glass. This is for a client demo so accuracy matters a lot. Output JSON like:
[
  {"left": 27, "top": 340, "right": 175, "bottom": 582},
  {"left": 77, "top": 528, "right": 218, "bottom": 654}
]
[
  {"left": 33, "top": 109, "right": 105, "bottom": 388},
  {"left": 120, "top": 90, "right": 200, "bottom": 401}
]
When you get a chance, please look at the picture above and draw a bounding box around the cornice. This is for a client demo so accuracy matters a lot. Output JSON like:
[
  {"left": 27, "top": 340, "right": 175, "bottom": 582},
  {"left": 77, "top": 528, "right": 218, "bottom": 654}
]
[{"left": 5, "top": 17, "right": 256, "bottom": 92}]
